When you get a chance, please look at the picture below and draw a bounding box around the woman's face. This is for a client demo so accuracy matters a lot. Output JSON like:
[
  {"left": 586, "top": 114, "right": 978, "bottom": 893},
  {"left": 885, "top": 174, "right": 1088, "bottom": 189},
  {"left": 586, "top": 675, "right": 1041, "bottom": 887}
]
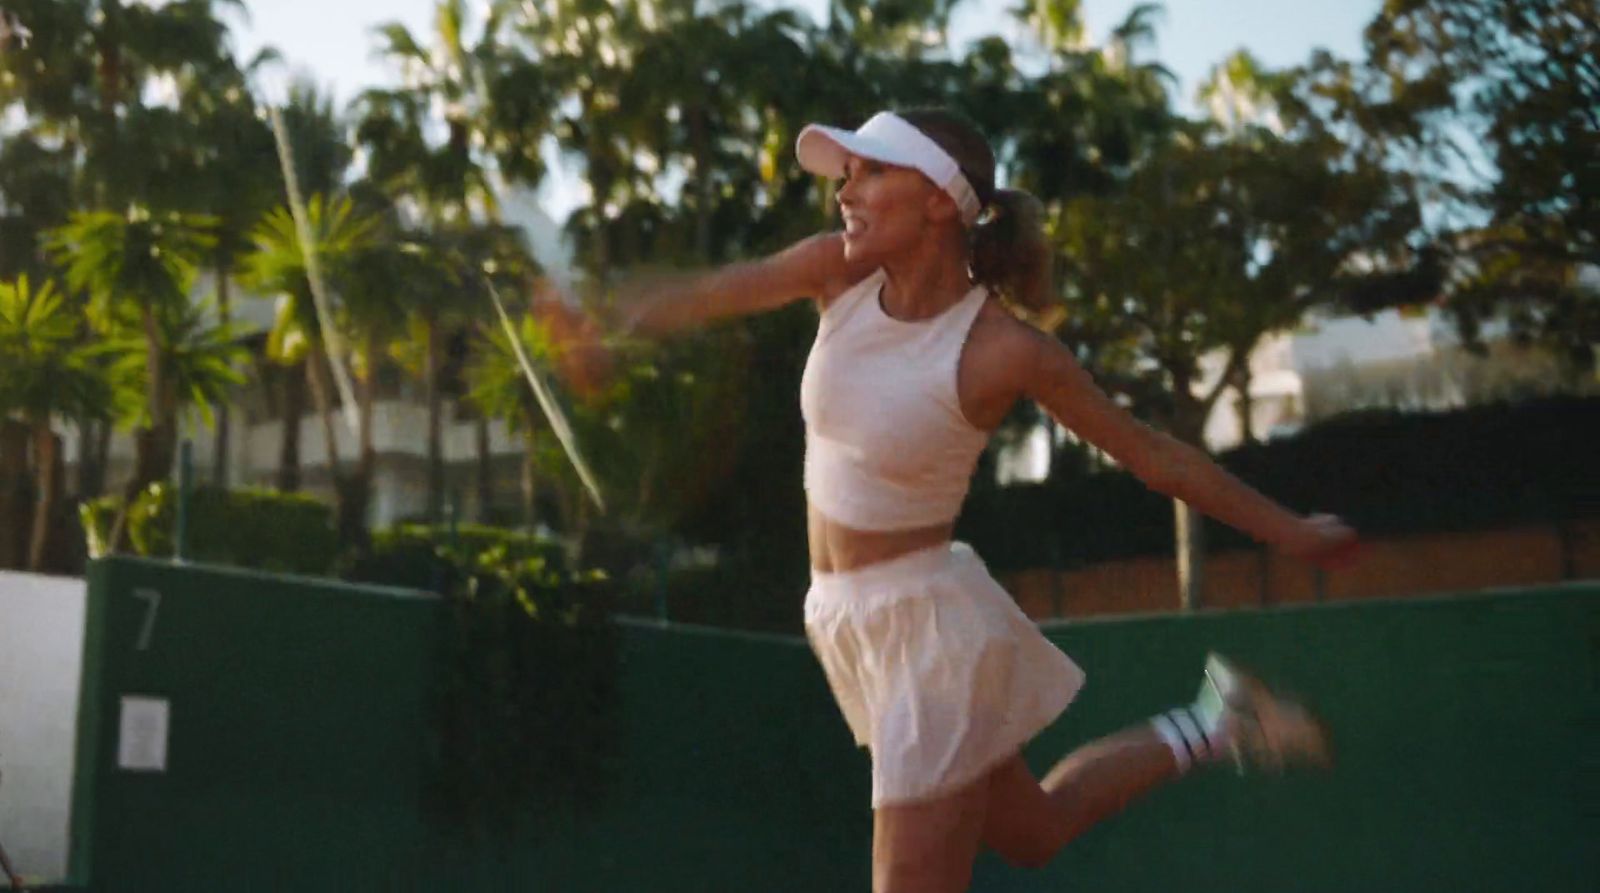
[{"left": 836, "top": 154, "right": 945, "bottom": 264}]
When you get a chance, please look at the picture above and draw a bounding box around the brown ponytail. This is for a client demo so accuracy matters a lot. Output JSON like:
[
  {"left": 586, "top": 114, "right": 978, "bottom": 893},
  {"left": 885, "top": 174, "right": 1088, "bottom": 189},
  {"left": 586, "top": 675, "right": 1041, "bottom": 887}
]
[
  {"left": 895, "top": 107, "right": 1058, "bottom": 317},
  {"left": 970, "top": 188, "right": 1053, "bottom": 314}
]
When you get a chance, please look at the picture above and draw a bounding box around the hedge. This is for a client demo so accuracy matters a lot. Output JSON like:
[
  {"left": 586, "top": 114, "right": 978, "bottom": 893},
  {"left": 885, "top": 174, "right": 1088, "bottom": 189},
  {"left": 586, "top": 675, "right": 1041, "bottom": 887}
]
[
  {"left": 959, "top": 394, "right": 1600, "bottom": 571},
  {"left": 343, "top": 523, "right": 570, "bottom": 592},
  {"left": 81, "top": 483, "right": 339, "bottom": 576},
  {"left": 422, "top": 549, "right": 620, "bottom": 839}
]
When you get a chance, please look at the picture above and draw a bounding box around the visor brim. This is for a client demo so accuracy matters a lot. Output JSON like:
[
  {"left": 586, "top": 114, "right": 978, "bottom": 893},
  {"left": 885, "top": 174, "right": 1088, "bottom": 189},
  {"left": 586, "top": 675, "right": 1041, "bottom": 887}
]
[{"left": 795, "top": 123, "right": 921, "bottom": 179}]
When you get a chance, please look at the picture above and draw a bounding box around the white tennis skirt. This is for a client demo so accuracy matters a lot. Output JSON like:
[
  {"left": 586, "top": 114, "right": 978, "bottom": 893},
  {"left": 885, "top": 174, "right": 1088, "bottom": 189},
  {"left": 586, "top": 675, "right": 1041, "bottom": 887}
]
[{"left": 803, "top": 542, "right": 1085, "bottom": 807}]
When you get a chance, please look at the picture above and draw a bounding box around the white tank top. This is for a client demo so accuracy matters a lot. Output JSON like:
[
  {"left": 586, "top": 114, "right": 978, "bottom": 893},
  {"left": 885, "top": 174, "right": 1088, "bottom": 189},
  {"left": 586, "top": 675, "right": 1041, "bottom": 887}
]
[{"left": 801, "top": 269, "right": 990, "bottom": 531}]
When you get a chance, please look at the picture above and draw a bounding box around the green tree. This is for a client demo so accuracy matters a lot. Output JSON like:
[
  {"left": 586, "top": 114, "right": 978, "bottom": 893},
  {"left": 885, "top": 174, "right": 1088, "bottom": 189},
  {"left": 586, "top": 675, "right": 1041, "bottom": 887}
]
[
  {"left": 377, "top": 222, "right": 540, "bottom": 524},
  {"left": 358, "top": 0, "right": 550, "bottom": 521},
  {"left": 239, "top": 195, "right": 380, "bottom": 538},
  {"left": 0, "top": 133, "right": 77, "bottom": 279},
  {"left": 47, "top": 207, "right": 217, "bottom": 497},
  {"left": 607, "top": 1, "right": 817, "bottom": 265},
  {"left": 1055, "top": 93, "right": 1422, "bottom": 607},
  {"left": 1302, "top": 0, "right": 1596, "bottom": 371},
  {"left": 0, "top": 275, "right": 108, "bottom": 569},
  {"left": 332, "top": 234, "right": 421, "bottom": 537},
  {"left": 163, "top": 50, "right": 284, "bottom": 486},
  {"left": 92, "top": 298, "right": 244, "bottom": 468},
  {"left": 512, "top": 0, "right": 661, "bottom": 277},
  {"left": 466, "top": 308, "right": 559, "bottom": 529},
  {"left": 0, "top": 0, "right": 247, "bottom": 208},
  {"left": 468, "top": 295, "right": 746, "bottom": 545},
  {"left": 244, "top": 81, "right": 355, "bottom": 493},
  {"left": 1, "top": 0, "right": 251, "bottom": 497},
  {"left": 1005, "top": 2, "right": 1176, "bottom": 201},
  {"left": 358, "top": 0, "right": 541, "bottom": 225}
]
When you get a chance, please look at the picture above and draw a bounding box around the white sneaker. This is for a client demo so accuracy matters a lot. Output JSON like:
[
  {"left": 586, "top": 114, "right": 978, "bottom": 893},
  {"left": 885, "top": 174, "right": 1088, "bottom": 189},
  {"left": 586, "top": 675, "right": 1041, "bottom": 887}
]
[{"left": 1197, "top": 653, "right": 1332, "bottom": 773}]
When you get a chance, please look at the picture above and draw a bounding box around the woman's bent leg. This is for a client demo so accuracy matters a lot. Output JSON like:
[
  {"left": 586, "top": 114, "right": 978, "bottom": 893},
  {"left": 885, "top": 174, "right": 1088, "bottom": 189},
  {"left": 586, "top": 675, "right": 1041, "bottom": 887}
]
[
  {"left": 982, "top": 654, "right": 1332, "bottom": 869},
  {"left": 981, "top": 726, "right": 1179, "bottom": 868}
]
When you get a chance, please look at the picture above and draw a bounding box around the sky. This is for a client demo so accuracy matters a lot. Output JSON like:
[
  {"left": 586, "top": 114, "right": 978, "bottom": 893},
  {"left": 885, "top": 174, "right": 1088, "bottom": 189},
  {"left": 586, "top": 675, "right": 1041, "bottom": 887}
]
[{"left": 229, "top": 0, "right": 1382, "bottom": 218}]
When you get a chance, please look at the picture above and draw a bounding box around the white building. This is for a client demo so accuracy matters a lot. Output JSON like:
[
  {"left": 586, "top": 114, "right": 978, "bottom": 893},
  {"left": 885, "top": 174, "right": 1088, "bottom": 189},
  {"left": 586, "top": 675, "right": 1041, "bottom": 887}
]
[
  {"left": 1200, "top": 305, "right": 1597, "bottom": 450},
  {"left": 998, "top": 303, "right": 1599, "bottom": 483}
]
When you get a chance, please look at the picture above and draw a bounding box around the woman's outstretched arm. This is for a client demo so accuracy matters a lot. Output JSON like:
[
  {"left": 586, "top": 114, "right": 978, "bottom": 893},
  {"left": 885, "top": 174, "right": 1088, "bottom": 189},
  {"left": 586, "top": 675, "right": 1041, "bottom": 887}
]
[
  {"left": 619, "top": 232, "right": 871, "bottom": 337},
  {"left": 1017, "top": 327, "right": 1361, "bottom": 569}
]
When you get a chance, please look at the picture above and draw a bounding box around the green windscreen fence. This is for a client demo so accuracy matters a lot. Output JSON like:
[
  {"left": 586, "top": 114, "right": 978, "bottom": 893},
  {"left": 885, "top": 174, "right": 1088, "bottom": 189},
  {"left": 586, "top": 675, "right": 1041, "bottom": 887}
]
[
  {"left": 68, "top": 559, "right": 438, "bottom": 888},
  {"left": 69, "top": 557, "right": 1596, "bottom": 891}
]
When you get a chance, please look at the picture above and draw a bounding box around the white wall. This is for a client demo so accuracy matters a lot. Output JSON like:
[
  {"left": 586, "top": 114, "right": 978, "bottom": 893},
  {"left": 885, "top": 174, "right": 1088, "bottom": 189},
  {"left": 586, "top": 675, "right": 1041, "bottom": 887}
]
[{"left": 0, "top": 571, "right": 85, "bottom": 884}]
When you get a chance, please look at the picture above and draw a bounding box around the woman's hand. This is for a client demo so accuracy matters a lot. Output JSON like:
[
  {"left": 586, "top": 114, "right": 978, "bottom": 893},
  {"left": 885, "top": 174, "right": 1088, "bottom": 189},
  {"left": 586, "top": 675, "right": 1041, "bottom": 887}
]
[
  {"left": 528, "top": 287, "right": 616, "bottom": 403},
  {"left": 1276, "top": 513, "right": 1365, "bottom": 572}
]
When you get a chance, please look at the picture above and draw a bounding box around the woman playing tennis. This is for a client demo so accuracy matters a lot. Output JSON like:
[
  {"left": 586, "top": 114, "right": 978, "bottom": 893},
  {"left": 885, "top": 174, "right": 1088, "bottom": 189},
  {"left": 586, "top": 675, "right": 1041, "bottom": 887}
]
[{"left": 617, "top": 107, "right": 1360, "bottom": 892}]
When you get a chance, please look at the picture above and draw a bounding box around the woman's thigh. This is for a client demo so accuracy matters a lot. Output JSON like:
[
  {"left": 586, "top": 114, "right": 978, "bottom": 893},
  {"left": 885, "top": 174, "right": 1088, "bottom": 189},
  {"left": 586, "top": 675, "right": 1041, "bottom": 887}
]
[{"left": 873, "top": 773, "right": 991, "bottom": 893}]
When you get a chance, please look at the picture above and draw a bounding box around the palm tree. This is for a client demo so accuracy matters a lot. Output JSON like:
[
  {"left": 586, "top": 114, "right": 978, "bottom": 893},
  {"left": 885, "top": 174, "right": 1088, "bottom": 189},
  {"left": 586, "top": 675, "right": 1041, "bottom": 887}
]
[
  {"left": 93, "top": 297, "right": 244, "bottom": 468},
  {"left": 82, "top": 299, "right": 244, "bottom": 556},
  {"left": 274, "top": 80, "right": 357, "bottom": 203},
  {"left": 240, "top": 195, "right": 380, "bottom": 539},
  {"left": 335, "top": 231, "right": 431, "bottom": 535},
  {"left": 1006, "top": 2, "right": 1175, "bottom": 201},
  {"left": 614, "top": 2, "right": 814, "bottom": 264},
  {"left": 0, "top": 0, "right": 246, "bottom": 208},
  {"left": 95, "top": 298, "right": 243, "bottom": 422},
  {"left": 166, "top": 51, "right": 284, "bottom": 486},
  {"left": 358, "top": 0, "right": 552, "bottom": 521},
  {"left": 376, "top": 232, "right": 464, "bottom": 523},
  {"left": 0, "top": 133, "right": 77, "bottom": 279},
  {"left": 1010, "top": 0, "right": 1087, "bottom": 55},
  {"left": 0, "top": 275, "right": 109, "bottom": 569},
  {"left": 512, "top": 0, "right": 653, "bottom": 278},
  {"left": 359, "top": 0, "right": 528, "bottom": 226},
  {"left": 467, "top": 310, "right": 557, "bottom": 529},
  {"left": 47, "top": 207, "right": 217, "bottom": 497},
  {"left": 822, "top": 0, "right": 962, "bottom": 58},
  {"left": 2, "top": 0, "right": 250, "bottom": 499},
  {"left": 244, "top": 81, "right": 355, "bottom": 492}
]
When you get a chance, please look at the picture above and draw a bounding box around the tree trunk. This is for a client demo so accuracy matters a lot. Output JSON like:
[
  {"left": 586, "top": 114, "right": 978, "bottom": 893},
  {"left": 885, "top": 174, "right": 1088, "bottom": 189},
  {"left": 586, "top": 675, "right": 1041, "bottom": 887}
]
[
  {"left": 1173, "top": 499, "right": 1206, "bottom": 612},
  {"left": 356, "top": 332, "right": 377, "bottom": 510},
  {"left": 690, "top": 106, "right": 714, "bottom": 262},
  {"left": 307, "top": 346, "right": 345, "bottom": 482},
  {"left": 277, "top": 361, "right": 306, "bottom": 491},
  {"left": 28, "top": 419, "right": 57, "bottom": 572},
  {"left": 86, "top": 418, "right": 110, "bottom": 497},
  {"left": 425, "top": 316, "right": 445, "bottom": 522},
  {"left": 1168, "top": 371, "right": 1210, "bottom": 612},
  {"left": 475, "top": 413, "right": 492, "bottom": 523},
  {"left": 520, "top": 434, "right": 538, "bottom": 530},
  {"left": 1556, "top": 517, "right": 1576, "bottom": 581},
  {"left": 0, "top": 420, "right": 28, "bottom": 569},
  {"left": 113, "top": 378, "right": 178, "bottom": 555},
  {"left": 343, "top": 332, "right": 378, "bottom": 552},
  {"left": 1230, "top": 360, "right": 1257, "bottom": 446},
  {"left": 584, "top": 93, "right": 613, "bottom": 282},
  {"left": 130, "top": 304, "right": 176, "bottom": 493},
  {"left": 75, "top": 416, "right": 105, "bottom": 499},
  {"left": 129, "top": 408, "right": 177, "bottom": 501},
  {"left": 142, "top": 304, "right": 163, "bottom": 439},
  {"left": 311, "top": 346, "right": 373, "bottom": 548},
  {"left": 213, "top": 264, "right": 232, "bottom": 486},
  {"left": 570, "top": 486, "right": 591, "bottom": 568}
]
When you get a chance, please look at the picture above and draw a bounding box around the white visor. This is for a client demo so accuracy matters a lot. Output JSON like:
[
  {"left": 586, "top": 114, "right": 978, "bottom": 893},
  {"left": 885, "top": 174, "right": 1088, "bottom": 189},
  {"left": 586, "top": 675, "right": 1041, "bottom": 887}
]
[{"left": 796, "top": 112, "right": 983, "bottom": 226}]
